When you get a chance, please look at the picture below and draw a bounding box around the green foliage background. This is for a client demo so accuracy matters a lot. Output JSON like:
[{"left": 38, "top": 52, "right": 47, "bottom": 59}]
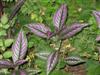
[{"left": 2, "top": 0, "right": 100, "bottom": 75}]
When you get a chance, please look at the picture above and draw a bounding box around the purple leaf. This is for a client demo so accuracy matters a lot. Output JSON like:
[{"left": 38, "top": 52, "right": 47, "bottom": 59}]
[
  {"left": 96, "top": 35, "right": 100, "bottom": 42},
  {"left": 93, "top": 11, "right": 100, "bottom": 28},
  {"left": 27, "top": 23, "right": 52, "bottom": 38},
  {"left": 14, "top": 59, "right": 27, "bottom": 67},
  {"left": 47, "top": 51, "right": 59, "bottom": 75},
  {"left": 59, "top": 23, "right": 88, "bottom": 40},
  {"left": 12, "top": 69, "right": 27, "bottom": 75},
  {"left": 65, "top": 56, "right": 85, "bottom": 66},
  {"left": 53, "top": 4, "right": 67, "bottom": 31},
  {"left": 12, "top": 30, "right": 27, "bottom": 63},
  {"left": 0, "top": 60, "right": 13, "bottom": 68}
]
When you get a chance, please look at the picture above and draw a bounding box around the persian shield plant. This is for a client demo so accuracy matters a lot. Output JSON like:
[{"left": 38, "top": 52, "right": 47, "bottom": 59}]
[
  {"left": 0, "top": 30, "right": 27, "bottom": 75},
  {"left": 27, "top": 4, "right": 88, "bottom": 75}
]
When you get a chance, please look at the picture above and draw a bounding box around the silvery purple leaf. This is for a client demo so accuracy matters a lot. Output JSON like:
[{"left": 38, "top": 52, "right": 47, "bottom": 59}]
[
  {"left": 12, "top": 30, "right": 27, "bottom": 64},
  {"left": 59, "top": 23, "right": 88, "bottom": 40},
  {"left": 65, "top": 56, "right": 85, "bottom": 66},
  {"left": 96, "top": 35, "right": 100, "bottom": 42},
  {"left": 47, "top": 51, "right": 59, "bottom": 75},
  {"left": 27, "top": 23, "right": 52, "bottom": 38},
  {"left": 26, "top": 69, "right": 41, "bottom": 75},
  {"left": 53, "top": 4, "right": 67, "bottom": 31},
  {"left": 12, "top": 69, "right": 27, "bottom": 75},
  {"left": 93, "top": 11, "right": 100, "bottom": 28},
  {"left": 14, "top": 59, "right": 27, "bottom": 67},
  {"left": 36, "top": 51, "right": 50, "bottom": 60},
  {"left": 0, "top": 60, "right": 13, "bottom": 68}
]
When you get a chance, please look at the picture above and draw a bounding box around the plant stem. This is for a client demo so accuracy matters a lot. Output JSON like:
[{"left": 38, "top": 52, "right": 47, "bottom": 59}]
[
  {"left": 15, "top": 66, "right": 19, "bottom": 70},
  {"left": 58, "top": 40, "right": 63, "bottom": 52}
]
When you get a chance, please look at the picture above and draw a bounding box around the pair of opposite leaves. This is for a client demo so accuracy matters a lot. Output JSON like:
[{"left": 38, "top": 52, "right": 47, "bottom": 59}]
[
  {"left": 27, "top": 4, "right": 88, "bottom": 40},
  {"left": 0, "top": 3, "right": 94, "bottom": 75},
  {"left": 11, "top": 4, "right": 100, "bottom": 75},
  {"left": 27, "top": 4, "right": 89, "bottom": 75},
  {"left": 0, "top": 30, "right": 27, "bottom": 75}
]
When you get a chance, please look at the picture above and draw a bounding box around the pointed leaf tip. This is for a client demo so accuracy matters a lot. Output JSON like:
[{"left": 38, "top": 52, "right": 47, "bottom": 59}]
[
  {"left": 65, "top": 56, "right": 85, "bottom": 66},
  {"left": 59, "top": 23, "right": 88, "bottom": 40},
  {"left": 12, "top": 30, "right": 27, "bottom": 63},
  {"left": 53, "top": 4, "right": 67, "bottom": 31},
  {"left": 0, "top": 60, "right": 13, "bottom": 68},
  {"left": 27, "top": 23, "right": 52, "bottom": 38},
  {"left": 47, "top": 51, "right": 59, "bottom": 75}
]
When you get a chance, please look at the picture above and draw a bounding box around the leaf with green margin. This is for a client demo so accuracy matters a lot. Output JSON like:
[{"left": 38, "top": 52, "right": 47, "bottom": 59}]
[
  {"left": 0, "top": 30, "right": 6, "bottom": 36},
  {"left": 0, "top": 23, "right": 3, "bottom": 27},
  {"left": 1, "top": 14, "right": 8, "bottom": 25},
  {"left": 4, "top": 39, "right": 13, "bottom": 48},
  {"left": 2, "top": 24, "right": 10, "bottom": 29},
  {"left": 3, "top": 50, "right": 12, "bottom": 59},
  {"left": 0, "top": 39, "right": 3, "bottom": 46}
]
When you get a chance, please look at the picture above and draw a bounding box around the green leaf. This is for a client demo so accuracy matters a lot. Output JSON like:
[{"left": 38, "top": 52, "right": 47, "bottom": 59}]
[
  {"left": 51, "top": 70, "right": 71, "bottom": 75},
  {"left": 35, "top": 59, "right": 46, "bottom": 69},
  {"left": 0, "top": 39, "right": 3, "bottom": 46},
  {"left": 3, "top": 50, "right": 12, "bottom": 59},
  {"left": 86, "top": 59, "right": 100, "bottom": 75},
  {"left": 1, "top": 14, "right": 8, "bottom": 25},
  {"left": 4, "top": 39, "right": 13, "bottom": 48},
  {"left": 56, "top": 57, "right": 66, "bottom": 69},
  {"left": 2, "top": 24, "right": 10, "bottom": 29},
  {"left": 0, "top": 23, "right": 3, "bottom": 27},
  {"left": 0, "top": 30, "right": 6, "bottom": 36}
]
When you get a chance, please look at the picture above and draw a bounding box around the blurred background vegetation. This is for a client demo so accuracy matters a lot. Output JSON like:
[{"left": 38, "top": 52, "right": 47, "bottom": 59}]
[{"left": 1, "top": 0, "right": 100, "bottom": 75}]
